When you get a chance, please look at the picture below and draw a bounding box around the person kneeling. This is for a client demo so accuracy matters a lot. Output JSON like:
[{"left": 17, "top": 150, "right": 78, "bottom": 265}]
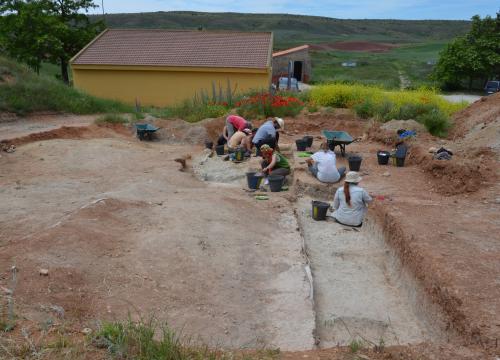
[
  {"left": 332, "top": 171, "right": 372, "bottom": 227},
  {"left": 306, "top": 141, "right": 346, "bottom": 183},
  {"left": 260, "top": 144, "right": 290, "bottom": 177},
  {"left": 227, "top": 128, "right": 252, "bottom": 153}
]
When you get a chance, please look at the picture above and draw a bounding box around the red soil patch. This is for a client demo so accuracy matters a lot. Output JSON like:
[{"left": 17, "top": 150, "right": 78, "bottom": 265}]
[
  {"left": 0, "top": 123, "right": 131, "bottom": 147},
  {"left": 310, "top": 41, "right": 398, "bottom": 52}
]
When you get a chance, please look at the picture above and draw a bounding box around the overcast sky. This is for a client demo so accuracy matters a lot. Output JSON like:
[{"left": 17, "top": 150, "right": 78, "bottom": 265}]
[{"left": 89, "top": 0, "right": 498, "bottom": 20}]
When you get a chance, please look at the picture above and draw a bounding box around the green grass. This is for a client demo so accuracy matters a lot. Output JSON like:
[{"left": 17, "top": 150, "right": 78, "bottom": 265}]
[
  {"left": 0, "top": 56, "right": 133, "bottom": 116},
  {"left": 95, "top": 113, "right": 129, "bottom": 124},
  {"left": 310, "top": 42, "right": 447, "bottom": 88},
  {"left": 92, "top": 317, "right": 280, "bottom": 360}
]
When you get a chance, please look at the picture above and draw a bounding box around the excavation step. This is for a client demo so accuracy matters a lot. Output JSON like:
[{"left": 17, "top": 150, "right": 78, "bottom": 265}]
[{"left": 297, "top": 198, "right": 442, "bottom": 348}]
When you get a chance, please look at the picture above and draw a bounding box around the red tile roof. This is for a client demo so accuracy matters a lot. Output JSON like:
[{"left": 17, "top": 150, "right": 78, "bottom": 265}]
[
  {"left": 272, "top": 45, "right": 309, "bottom": 57},
  {"left": 71, "top": 29, "right": 273, "bottom": 69}
]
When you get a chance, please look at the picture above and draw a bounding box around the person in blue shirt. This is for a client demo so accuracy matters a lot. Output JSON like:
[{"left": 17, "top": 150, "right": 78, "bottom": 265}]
[{"left": 252, "top": 117, "right": 284, "bottom": 152}]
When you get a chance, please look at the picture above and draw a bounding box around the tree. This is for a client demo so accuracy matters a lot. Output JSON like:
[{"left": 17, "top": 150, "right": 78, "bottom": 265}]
[
  {"left": 432, "top": 13, "right": 500, "bottom": 90},
  {"left": 0, "top": 1, "right": 59, "bottom": 74},
  {"left": 46, "top": 0, "right": 104, "bottom": 83},
  {"left": 0, "top": 0, "right": 104, "bottom": 83}
]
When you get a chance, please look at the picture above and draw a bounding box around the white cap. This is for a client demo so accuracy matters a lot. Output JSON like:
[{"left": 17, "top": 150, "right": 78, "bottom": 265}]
[{"left": 275, "top": 117, "right": 284, "bottom": 130}]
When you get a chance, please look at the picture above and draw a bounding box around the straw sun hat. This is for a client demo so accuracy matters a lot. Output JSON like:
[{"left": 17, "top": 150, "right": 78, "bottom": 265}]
[{"left": 345, "top": 171, "right": 362, "bottom": 183}]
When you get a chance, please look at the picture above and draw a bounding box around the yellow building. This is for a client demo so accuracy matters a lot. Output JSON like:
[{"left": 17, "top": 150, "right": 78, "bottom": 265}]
[{"left": 71, "top": 29, "right": 273, "bottom": 107}]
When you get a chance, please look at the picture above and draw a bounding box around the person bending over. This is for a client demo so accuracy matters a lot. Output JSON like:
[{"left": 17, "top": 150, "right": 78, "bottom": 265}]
[
  {"left": 306, "top": 141, "right": 346, "bottom": 183},
  {"left": 260, "top": 144, "right": 290, "bottom": 177},
  {"left": 252, "top": 117, "right": 284, "bottom": 151},
  {"left": 218, "top": 115, "right": 251, "bottom": 145},
  {"left": 227, "top": 128, "right": 252, "bottom": 152},
  {"left": 332, "top": 171, "right": 372, "bottom": 227}
]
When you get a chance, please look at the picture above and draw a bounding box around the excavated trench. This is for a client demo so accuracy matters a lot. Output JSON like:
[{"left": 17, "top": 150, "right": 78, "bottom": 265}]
[{"left": 193, "top": 150, "right": 446, "bottom": 350}]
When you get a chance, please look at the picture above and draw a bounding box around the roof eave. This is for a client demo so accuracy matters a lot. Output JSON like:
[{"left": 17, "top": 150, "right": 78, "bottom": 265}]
[{"left": 69, "top": 29, "right": 109, "bottom": 65}]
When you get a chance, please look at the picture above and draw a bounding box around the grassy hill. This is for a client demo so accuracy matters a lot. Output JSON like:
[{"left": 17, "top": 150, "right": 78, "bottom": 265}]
[
  {"left": 94, "top": 11, "right": 470, "bottom": 50},
  {"left": 0, "top": 56, "right": 131, "bottom": 115},
  {"left": 86, "top": 11, "right": 471, "bottom": 89}
]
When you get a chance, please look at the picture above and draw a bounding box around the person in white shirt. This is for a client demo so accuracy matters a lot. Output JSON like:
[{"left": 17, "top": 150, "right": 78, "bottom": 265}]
[
  {"left": 332, "top": 171, "right": 372, "bottom": 227},
  {"left": 306, "top": 141, "right": 346, "bottom": 183}
]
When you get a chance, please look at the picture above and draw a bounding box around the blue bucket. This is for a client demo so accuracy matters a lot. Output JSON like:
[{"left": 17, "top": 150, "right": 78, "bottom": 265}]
[{"left": 246, "top": 172, "right": 264, "bottom": 190}]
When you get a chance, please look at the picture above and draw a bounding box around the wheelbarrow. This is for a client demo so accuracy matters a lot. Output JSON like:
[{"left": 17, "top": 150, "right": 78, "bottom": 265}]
[
  {"left": 135, "top": 123, "right": 160, "bottom": 141},
  {"left": 322, "top": 130, "right": 354, "bottom": 157}
]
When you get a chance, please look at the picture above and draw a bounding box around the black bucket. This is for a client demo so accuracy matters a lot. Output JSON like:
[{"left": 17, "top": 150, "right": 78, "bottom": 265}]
[
  {"left": 246, "top": 172, "right": 264, "bottom": 190},
  {"left": 215, "top": 145, "right": 225, "bottom": 156},
  {"left": 377, "top": 151, "right": 390, "bottom": 165},
  {"left": 205, "top": 140, "right": 213, "bottom": 150},
  {"left": 312, "top": 201, "right": 329, "bottom": 221},
  {"left": 268, "top": 175, "right": 284, "bottom": 192},
  {"left": 296, "top": 139, "right": 308, "bottom": 151},
  {"left": 303, "top": 135, "right": 313, "bottom": 148},
  {"left": 348, "top": 155, "right": 362, "bottom": 171},
  {"left": 395, "top": 156, "right": 406, "bottom": 167}
]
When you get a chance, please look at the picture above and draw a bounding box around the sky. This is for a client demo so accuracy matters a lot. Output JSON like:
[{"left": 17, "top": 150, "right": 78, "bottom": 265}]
[{"left": 89, "top": 0, "right": 498, "bottom": 20}]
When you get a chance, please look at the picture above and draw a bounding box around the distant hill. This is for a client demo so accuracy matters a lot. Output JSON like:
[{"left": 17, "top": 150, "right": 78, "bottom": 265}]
[{"left": 93, "top": 11, "right": 471, "bottom": 50}]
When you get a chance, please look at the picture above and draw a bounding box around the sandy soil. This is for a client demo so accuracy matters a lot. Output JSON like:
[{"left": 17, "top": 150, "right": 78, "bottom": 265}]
[
  {"left": 0, "top": 113, "right": 99, "bottom": 142},
  {"left": 1, "top": 102, "right": 499, "bottom": 359},
  {"left": 0, "top": 137, "right": 314, "bottom": 350}
]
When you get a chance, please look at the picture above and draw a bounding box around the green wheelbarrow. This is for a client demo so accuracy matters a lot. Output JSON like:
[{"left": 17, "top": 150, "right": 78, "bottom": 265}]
[
  {"left": 322, "top": 130, "right": 354, "bottom": 157},
  {"left": 135, "top": 123, "right": 160, "bottom": 141}
]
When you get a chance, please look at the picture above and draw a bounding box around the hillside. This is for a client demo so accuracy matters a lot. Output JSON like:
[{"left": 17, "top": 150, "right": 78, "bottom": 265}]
[
  {"left": 93, "top": 11, "right": 471, "bottom": 49},
  {"left": 0, "top": 56, "right": 131, "bottom": 115}
]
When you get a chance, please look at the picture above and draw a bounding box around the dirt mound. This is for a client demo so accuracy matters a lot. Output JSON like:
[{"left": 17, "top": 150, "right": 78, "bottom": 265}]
[
  {"left": 449, "top": 93, "right": 500, "bottom": 139},
  {"left": 407, "top": 146, "right": 494, "bottom": 195},
  {"left": 310, "top": 41, "right": 397, "bottom": 53},
  {"left": 0, "top": 123, "right": 130, "bottom": 147},
  {"left": 366, "top": 122, "right": 496, "bottom": 195},
  {"left": 381, "top": 119, "right": 427, "bottom": 133}
]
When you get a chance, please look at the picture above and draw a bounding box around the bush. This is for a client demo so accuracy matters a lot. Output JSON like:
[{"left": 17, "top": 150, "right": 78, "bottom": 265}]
[
  {"left": 416, "top": 109, "right": 450, "bottom": 137},
  {"left": 353, "top": 99, "right": 376, "bottom": 119},
  {"left": 235, "top": 93, "right": 304, "bottom": 119},
  {"left": 311, "top": 84, "right": 466, "bottom": 137}
]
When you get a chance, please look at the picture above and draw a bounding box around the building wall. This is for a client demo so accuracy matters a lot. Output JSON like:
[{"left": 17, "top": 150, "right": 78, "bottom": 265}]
[
  {"left": 272, "top": 49, "right": 311, "bottom": 83},
  {"left": 72, "top": 65, "right": 271, "bottom": 107}
]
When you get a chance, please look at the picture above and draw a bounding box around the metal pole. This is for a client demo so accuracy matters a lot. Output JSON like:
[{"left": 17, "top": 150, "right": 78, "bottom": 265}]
[{"left": 101, "top": 0, "right": 105, "bottom": 16}]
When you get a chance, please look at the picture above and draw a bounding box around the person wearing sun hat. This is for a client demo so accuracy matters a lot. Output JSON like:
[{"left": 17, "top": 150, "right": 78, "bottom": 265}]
[
  {"left": 331, "top": 171, "right": 372, "bottom": 227},
  {"left": 252, "top": 117, "right": 285, "bottom": 152}
]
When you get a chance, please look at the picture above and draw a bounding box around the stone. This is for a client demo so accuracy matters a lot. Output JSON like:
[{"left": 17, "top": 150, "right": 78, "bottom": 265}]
[
  {"left": 39, "top": 268, "right": 49, "bottom": 276},
  {"left": 382, "top": 172, "right": 390, "bottom": 177},
  {"left": 81, "top": 328, "right": 92, "bottom": 335}
]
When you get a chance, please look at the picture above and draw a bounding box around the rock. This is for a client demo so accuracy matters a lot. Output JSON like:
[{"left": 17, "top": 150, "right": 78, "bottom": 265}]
[
  {"left": 81, "top": 328, "right": 92, "bottom": 335},
  {"left": 428, "top": 147, "right": 437, "bottom": 153},
  {"left": 495, "top": 198, "right": 500, "bottom": 204},
  {"left": 382, "top": 172, "right": 390, "bottom": 177},
  {"left": 39, "top": 268, "right": 49, "bottom": 276}
]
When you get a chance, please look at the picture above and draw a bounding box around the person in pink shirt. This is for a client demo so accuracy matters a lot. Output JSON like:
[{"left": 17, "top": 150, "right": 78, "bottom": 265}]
[{"left": 223, "top": 115, "right": 251, "bottom": 141}]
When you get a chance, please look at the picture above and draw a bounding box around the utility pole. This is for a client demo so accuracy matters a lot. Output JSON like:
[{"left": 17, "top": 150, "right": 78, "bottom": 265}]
[{"left": 101, "top": 0, "right": 105, "bottom": 17}]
